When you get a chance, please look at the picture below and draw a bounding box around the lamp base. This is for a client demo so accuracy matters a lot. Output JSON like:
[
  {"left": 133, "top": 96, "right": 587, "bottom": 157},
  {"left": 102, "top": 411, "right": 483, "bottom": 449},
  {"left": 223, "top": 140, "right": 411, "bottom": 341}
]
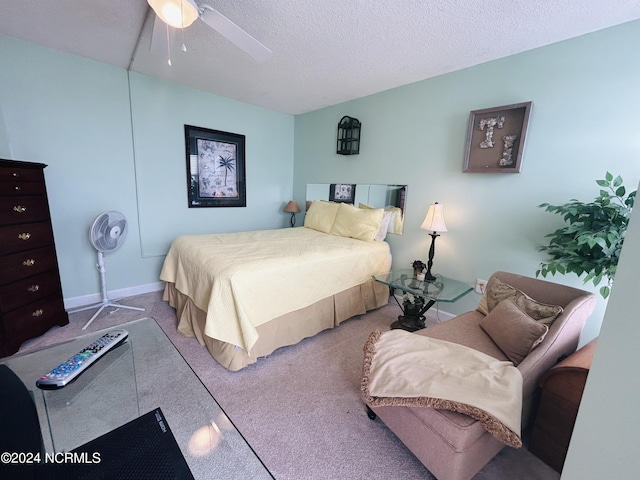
[{"left": 289, "top": 212, "right": 296, "bottom": 228}]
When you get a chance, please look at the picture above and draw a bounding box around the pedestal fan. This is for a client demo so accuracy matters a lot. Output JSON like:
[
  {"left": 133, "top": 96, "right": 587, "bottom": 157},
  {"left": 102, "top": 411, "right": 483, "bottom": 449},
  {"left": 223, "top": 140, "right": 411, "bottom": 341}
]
[{"left": 70, "top": 211, "right": 145, "bottom": 330}]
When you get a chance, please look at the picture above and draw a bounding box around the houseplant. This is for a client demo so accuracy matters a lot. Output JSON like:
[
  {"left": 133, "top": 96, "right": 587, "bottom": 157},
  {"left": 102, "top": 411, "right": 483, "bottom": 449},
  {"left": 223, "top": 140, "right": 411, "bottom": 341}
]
[{"left": 537, "top": 172, "right": 636, "bottom": 299}]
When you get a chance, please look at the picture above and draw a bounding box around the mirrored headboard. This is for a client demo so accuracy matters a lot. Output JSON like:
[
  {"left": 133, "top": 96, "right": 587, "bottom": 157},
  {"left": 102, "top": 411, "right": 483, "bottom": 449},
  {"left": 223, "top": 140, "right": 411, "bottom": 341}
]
[{"left": 306, "top": 183, "right": 407, "bottom": 234}]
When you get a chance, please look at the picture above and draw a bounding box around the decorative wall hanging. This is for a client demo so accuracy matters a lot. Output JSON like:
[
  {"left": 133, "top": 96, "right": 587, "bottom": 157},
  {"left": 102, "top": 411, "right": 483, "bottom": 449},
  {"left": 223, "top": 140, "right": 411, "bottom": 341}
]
[
  {"left": 185, "top": 125, "right": 246, "bottom": 207},
  {"left": 336, "top": 116, "right": 361, "bottom": 155},
  {"left": 329, "top": 183, "right": 356, "bottom": 203},
  {"left": 463, "top": 102, "right": 532, "bottom": 173}
]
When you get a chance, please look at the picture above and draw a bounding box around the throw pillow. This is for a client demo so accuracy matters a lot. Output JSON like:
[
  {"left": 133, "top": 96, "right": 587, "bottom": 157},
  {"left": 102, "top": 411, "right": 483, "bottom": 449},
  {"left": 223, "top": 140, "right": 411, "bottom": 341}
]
[
  {"left": 480, "top": 298, "right": 549, "bottom": 366},
  {"left": 477, "top": 276, "right": 563, "bottom": 326}
]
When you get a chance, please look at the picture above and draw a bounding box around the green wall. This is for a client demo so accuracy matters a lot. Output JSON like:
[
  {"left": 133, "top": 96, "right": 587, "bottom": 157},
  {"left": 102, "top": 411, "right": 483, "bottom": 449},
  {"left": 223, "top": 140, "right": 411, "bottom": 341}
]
[
  {"left": 294, "top": 20, "right": 640, "bottom": 344},
  {"left": 0, "top": 35, "right": 294, "bottom": 303}
]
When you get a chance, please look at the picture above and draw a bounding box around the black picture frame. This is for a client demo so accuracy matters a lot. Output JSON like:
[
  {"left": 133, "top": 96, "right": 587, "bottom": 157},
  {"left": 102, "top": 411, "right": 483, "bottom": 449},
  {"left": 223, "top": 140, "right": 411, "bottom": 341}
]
[
  {"left": 329, "top": 183, "right": 356, "bottom": 203},
  {"left": 185, "top": 125, "right": 246, "bottom": 208},
  {"left": 463, "top": 101, "right": 532, "bottom": 173}
]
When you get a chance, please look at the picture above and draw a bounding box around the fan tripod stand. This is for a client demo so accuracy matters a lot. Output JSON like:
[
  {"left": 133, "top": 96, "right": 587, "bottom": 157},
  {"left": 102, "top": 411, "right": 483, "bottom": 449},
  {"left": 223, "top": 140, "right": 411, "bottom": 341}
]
[{"left": 69, "top": 251, "right": 145, "bottom": 330}]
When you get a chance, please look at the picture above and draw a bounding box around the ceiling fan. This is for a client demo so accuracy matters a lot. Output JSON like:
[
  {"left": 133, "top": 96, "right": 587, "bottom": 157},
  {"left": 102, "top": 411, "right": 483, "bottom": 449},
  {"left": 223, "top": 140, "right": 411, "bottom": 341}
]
[{"left": 147, "top": 0, "right": 272, "bottom": 62}]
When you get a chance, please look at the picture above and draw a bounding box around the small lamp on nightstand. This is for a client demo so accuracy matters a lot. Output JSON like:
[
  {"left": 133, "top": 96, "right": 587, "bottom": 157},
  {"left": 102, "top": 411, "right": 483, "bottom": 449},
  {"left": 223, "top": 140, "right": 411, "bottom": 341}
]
[
  {"left": 284, "top": 201, "right": 301, "bottom": 227},
  {"left": 420, "top": 202, "right": 448, "bottom": 281}
]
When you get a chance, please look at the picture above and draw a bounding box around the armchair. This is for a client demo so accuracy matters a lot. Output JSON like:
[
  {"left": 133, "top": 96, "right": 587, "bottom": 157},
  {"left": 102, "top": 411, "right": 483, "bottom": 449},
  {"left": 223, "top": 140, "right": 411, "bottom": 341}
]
[{"left": 363, "top": 271, "right": 596, "bottom": 480}]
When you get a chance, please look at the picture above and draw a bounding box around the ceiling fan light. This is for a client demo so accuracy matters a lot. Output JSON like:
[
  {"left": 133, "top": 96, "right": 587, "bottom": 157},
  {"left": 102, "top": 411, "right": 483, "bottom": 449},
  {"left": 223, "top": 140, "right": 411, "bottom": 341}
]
[{"left": 148, "top": 0, "right": 199, "bottom": 29}]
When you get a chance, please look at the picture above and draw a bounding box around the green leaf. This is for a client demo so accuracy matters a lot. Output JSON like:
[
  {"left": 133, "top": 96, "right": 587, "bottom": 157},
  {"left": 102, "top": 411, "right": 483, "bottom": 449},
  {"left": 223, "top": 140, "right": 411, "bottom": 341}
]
[
  {"left": 605, "top": 172, "right": 613, "bottom": 182},
  {"left": 613, "top": 175, "right": 623, "bottom": 187},
  {"left": 596, "top": 179, "right": 609, "bottom": 187},
  {"left": 600, "top": 285, "right": 610, "bottom": 299},
  {"left": 616, "top": 186, "right": 626, "bottom": 197}
]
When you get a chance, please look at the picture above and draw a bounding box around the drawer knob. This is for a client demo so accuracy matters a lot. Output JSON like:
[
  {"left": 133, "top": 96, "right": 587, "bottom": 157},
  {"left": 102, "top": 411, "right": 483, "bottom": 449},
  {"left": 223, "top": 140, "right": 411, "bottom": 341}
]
[
  {"left": 23, "top": 259, "right": 35, "bottom": 266},
  {"left": 13, "top": 205, "right": 27, "bottom": 213},
  {"left": 12, "top": 172, "right": 20, "bottom": 177},
  {"left": 14, "top": 185, "right": 21, "bottom": 191},
  {"left": 18, "top": 233, "right": 31, "bottom": 240},
  {"left": 28, "top": 285, "right": 40, "bottom": 292},
  {"left": 32, "top": 309, "right": 44, "bottom": 317}
]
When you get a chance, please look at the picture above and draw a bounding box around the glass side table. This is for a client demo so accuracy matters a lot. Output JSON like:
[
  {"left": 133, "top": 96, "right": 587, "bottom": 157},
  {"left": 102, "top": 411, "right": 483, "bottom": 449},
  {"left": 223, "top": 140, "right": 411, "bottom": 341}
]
[{"left": 374, "top": 269, "right": 473, "bottom": 331}]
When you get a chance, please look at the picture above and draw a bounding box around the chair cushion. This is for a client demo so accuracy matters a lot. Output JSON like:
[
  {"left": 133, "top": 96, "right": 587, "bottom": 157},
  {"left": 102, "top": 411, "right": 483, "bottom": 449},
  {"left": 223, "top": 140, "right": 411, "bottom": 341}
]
[{"left": 416, "top": 311, "right": 509, "bottom": 361}]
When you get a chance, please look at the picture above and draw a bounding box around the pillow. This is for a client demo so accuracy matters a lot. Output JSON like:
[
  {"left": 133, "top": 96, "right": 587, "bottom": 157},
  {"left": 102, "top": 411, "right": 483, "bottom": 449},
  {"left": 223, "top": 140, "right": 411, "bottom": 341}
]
[
  {"left": 331, "top": 203, "right": 384, "bottom": 242},
  {"left": 304, "top": 201, "right": 340, "bottom": 233},
  {"left": 477, "top": 276, "right": 563, "bottom": 326},
  {"left": 480, "top": 298, "right": 549, "bottom": 366}
]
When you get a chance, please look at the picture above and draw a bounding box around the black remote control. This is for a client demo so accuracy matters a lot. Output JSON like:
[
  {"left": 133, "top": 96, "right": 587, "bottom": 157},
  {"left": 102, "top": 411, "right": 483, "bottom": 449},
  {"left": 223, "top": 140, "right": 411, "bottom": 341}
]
[{"left": 36, "top": 329, "right": 129, "bottom": 389}]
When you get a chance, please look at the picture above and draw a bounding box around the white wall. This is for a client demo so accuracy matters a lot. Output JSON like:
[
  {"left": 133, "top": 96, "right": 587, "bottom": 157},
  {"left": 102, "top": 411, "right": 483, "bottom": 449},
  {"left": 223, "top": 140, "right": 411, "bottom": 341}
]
[
  {"left": 293, "top": 20, "right": 640, "bottom": 345},
  {"left": 0, "top": 35, "right": 294, "bottom": 301}
]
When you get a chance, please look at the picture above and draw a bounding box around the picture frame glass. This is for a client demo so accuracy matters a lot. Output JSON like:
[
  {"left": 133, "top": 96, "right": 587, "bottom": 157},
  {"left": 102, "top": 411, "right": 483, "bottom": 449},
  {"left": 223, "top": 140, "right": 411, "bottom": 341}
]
[
  {"left": 463, "top": 102, "right": 532, "bottom": 173},
  {"left": 185, "top": 125, "right": 246, "bottom": 208}
]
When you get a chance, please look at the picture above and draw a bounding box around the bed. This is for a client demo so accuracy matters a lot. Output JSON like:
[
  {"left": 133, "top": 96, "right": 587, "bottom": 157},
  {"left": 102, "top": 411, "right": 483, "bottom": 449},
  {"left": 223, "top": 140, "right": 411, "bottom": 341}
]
[{"left": 160, "top": 201, "right": 393, "bottom": 371}]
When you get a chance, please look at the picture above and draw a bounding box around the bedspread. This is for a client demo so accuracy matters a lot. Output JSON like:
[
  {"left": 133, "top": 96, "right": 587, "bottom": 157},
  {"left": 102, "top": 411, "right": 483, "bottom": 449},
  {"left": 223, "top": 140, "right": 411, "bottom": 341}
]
[
  {"left": 362, "top": 329, "right": 523, "bottom": 448},
  {"left": 160, "top": 227, "right": 390, "bottom": 352}
]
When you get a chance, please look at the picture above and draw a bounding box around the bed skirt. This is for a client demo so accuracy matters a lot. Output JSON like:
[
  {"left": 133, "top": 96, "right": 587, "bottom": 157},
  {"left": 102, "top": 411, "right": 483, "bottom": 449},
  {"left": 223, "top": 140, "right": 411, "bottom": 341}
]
[{"left": 163, "top": 279, "right": 389, "bottom": 371}]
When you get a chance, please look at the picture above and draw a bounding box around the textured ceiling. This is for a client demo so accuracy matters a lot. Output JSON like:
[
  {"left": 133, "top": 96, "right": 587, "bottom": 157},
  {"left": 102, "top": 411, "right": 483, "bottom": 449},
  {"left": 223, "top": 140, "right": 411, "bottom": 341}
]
[{"left": 1, "top": 0, "right": 639, "bottom": 114}]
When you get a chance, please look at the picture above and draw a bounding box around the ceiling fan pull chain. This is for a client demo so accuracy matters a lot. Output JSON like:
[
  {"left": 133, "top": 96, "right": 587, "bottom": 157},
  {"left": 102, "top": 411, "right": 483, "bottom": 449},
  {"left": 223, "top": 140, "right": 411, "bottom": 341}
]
[{"left": 166, "top": 23, "right": 172, "bottom": 66}]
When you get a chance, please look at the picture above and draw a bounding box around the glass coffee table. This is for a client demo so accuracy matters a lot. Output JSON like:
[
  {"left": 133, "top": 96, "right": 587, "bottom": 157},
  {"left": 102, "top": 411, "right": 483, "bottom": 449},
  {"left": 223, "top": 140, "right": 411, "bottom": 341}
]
[
  {"left": 1, "top": 317, "right": 273, "bottom": 480},
  {"left": 374, "top": 269, "right": 473, "bottom": 331}
]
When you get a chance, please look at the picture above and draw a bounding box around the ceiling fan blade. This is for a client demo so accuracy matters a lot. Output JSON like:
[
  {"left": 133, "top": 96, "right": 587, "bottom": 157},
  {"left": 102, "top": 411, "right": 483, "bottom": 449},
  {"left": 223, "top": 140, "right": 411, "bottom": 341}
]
[
  {"left": 150, "top": 13, "right": 175, "bottom": 56},
  {"left": 199, "top": 6, "right": 272, "bottom": 62}
]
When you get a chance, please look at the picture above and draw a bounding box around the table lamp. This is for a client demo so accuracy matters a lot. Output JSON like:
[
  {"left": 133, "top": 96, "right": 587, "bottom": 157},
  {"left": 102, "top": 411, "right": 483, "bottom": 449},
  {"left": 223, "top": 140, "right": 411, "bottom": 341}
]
[
  {"left": 420, "top": 202, "right": 447, "bottom": 281},
  {"left": 284, "top": 201, "right": 301, "bottom": 227}
]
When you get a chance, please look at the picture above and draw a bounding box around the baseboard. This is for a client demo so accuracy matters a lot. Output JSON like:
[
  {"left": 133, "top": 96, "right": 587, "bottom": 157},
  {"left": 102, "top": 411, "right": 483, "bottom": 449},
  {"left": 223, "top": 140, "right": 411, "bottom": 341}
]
[
  {"left": 391, "top": 293, "right": 456, "bottom": 323},
  {"left": 64, "top": 281, "right": 165, "bottom": 310}
]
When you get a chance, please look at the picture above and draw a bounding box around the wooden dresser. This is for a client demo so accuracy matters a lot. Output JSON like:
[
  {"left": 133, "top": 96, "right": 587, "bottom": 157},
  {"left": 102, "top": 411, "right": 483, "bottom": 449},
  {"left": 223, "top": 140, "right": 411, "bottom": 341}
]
[
  {"left": 0, "top": 159, "right": 68, "bottom": 357},
  {"left": 529, "top": 337, "right": 597, "bottom": 473}
]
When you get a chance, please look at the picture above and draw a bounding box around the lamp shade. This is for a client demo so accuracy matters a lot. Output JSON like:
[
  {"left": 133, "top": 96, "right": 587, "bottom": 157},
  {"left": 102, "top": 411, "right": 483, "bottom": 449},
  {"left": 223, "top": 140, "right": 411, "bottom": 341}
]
[
  {"left": 148, "top": 0, "right": 199, "bottom": 29},
  {"left": 420, "top": 202, "right": 448, "bottom": 233},
  {"left": 284, "top": 201, "right": 301, "bottom": 213}
]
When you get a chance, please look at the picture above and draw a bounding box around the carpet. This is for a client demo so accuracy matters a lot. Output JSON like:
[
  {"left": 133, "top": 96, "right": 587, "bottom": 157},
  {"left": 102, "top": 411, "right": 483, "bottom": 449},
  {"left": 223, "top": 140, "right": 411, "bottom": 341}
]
[{"left": 17, "top": 291, "right": 560, "bottom": 480}]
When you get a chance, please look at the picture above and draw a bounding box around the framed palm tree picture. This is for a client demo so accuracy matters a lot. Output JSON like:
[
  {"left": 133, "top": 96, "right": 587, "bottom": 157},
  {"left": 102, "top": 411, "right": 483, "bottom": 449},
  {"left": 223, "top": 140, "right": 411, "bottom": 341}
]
[{"left": 185, "top": 125, "right": 246, "bottom": 207}]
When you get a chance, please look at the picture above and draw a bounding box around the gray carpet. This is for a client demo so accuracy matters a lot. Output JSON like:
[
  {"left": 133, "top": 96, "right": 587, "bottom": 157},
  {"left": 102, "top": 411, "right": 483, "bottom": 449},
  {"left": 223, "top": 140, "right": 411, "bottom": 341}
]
[{"left": 17, "top": 291, "right": 560, "bottom": 480}]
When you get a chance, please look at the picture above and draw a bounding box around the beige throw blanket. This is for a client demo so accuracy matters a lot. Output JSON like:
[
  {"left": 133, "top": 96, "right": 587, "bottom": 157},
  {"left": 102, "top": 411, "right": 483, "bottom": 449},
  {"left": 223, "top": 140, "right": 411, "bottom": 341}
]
[{"left": 362, "top": 330, "right": 523, "bottom": 448}]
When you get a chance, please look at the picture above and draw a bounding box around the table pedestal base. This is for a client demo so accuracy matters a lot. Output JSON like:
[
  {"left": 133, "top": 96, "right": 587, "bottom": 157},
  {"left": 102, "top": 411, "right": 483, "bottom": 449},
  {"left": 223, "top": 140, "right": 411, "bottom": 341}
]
[{"left": 391, "top": 315, "right": 426, "bottom": 332}]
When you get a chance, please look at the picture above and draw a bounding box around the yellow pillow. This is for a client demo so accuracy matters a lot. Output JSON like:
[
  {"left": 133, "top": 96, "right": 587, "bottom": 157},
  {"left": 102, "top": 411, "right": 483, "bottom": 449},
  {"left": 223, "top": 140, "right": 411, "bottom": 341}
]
[
  {"left": 331, "top": 203, "right": 383, "bottom": 242},
  {"left": 304, "top": 201, "right": 340, "bottom": 233}
]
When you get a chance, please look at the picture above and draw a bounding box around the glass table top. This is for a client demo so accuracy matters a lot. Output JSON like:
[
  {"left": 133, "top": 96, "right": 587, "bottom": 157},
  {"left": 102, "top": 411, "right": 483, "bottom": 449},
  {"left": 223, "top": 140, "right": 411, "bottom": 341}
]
[
  {"left": 1, "top": 317, "right": 273, "bottom": 480},
  {"left": 374, "top": 269, "right": 473, "bottom": 302}
]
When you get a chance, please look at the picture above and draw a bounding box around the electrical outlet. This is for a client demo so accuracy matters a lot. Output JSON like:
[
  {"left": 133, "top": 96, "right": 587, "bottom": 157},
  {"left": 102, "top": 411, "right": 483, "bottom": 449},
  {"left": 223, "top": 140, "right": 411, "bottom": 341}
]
[{"left": 475, "top": 279, "right": 488, "bottom": 294}]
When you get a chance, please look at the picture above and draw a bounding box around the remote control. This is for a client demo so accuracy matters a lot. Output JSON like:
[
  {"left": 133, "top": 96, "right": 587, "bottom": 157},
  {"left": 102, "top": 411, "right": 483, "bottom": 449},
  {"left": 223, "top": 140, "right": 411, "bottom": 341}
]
[{"left": 36, "top": 329, "right": 129, "bottom": 390}]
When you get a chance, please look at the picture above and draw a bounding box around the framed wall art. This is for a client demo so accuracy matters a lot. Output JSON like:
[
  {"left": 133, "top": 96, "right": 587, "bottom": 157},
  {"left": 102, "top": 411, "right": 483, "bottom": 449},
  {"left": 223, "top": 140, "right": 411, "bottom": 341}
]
[
  {"left": 329, "top": 183, "right": 356, "bottom": 203},
  {"left": 185, "top": 125, "right": 246, "bottom": 208},
  {"left": 463, "top": 101, "right": 532, "bottom": 173}
]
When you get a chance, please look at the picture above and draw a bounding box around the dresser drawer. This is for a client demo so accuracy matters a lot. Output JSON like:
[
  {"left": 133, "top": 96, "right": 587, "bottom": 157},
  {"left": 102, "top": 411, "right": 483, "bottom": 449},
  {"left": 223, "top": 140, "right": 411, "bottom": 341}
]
[
  {"left": 0, "top": 246, "right": 58, "bottom": 285},
  {"left": 0, "top": 165, "right": 45, "bottom": 190},
  {"left": 2, "top": 295, "right": 67, "bottom": 338},
  {"left": 0, "top": 179, "right": 46, "bottom": 197},
  {"left": 0, "top": 197, "right": 49, "bottom": 224},
  {"left": 0, "top": 222, "right": 55, "bottom": 254},
  {"left": 0, "top": 271, "right": 63, "bottom": 313}
]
